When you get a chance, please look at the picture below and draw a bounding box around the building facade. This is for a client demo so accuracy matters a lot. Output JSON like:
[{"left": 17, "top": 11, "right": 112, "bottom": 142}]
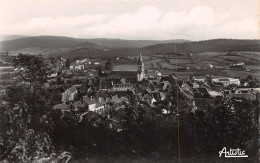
[{"left": 111, "top": 52, "right": 145, "bottom": 82}]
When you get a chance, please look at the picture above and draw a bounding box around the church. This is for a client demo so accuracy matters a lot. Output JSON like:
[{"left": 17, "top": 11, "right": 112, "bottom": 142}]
[{"left": 110, "top": 52, "right": 145, "bottom": 82}]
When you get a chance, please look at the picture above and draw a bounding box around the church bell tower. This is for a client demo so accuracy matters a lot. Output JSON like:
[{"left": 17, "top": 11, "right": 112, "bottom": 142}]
[{"left": 137, "top": 52, "right": 144, "bottom": 81}]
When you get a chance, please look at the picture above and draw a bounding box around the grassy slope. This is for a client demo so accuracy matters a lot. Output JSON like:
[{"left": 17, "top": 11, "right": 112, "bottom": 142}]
[{"left": 142, "top": 39, "right": 260, "bottom": 54}]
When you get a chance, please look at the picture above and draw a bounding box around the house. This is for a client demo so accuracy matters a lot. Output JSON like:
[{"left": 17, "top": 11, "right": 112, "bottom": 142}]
[
  {"left": 208, "top": 82, "right": 222, "bottom": 91},
  {"left": 193, "top": 88, "right": 211, "bottom": 98},
  {"left": 192, "top": 76, "right": 206, "bottom": 83},
  {"left": 82, "top": 95, "right": 108, "bottom": 115},
  {"left": 228, "top": 78, "right": 241, "bottom": 86},
  {"left": 187, "top": 81, "right": 199, "bottom": 89},
  {"left": 62, "top": 86, "right": 78, "bottom": 102},
  {"left": 82, "top": 95, "right": 96, "bottom": 111},
  {"left": 53, "top": 103, "right": 69, "bottom": 111},
  {"left": 70, "top": 63, "right": 84, "bottom": 70},
  {"left": 216, "top": 78, "right": 230, "bottom": 87},
  {"left": 155, "top": 81, "right": 171, "bottom": 91},
  {"left": 200, "top": 82, "right": 212, "bottom": 90},
  {"left": 229, "top": 63, "right": 246, "bottom": 70},
  {"left": 111, "top": 84, "right": 135, "bottom": 92},
  {"left": 110, "top": 94, "right": 122, "bottom": 106},
  {"left": 177, "top": 80, "right": 192, "bottom": 92},
  {"left": 76, "top": 58, "right": 88, "bottom": 64},
  {"left": 93, "top": 98, "right": 106, "bottom": 115},
  {"left": 142, "top": 94, "right": 156, "bottom": 105},
  {"left": 146, "top": 70, "right": 162, "bottom": 79},
  {"left": 213, "top": 78, "right": 240, "bottom": 87},
  {"left": 208, "top": 90, "right": 222, "bottom": 98},
  {"left": 73, "top": 101, "right": 84, "bottom": 110},
  {"left": 229, "top": 91, "right": 257, "bottom": 101},
  {"left": 99, "top": 81, "right": 112, "bottom": 91},
  {"left": 159, "top": 92, "right": 166, "bottom": 100},
  {"left": 238, "top": 88, "right": 260, "bottom": 93}
]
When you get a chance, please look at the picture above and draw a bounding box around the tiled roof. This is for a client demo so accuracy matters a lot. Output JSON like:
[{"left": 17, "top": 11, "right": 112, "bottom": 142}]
[
  {"left": 143, "top": 94, "right": 152, "bottom": 99},
  {"left": 194, "top": 88, "right": 209, "bottom": 94},
  {"left": 74, "top": 101, "right": 84, "bottom": 108},
  {"left": 159, "top": 92, "right": 166, "bottom": 99},
  {"left": 218, "top": 78, "right": 229, "bottom": 81},
  {"left": 96, "top": 90, "right": 109, "bottom": 98},
  {"left": 95, "top": 101, "right": 104, "bottom": 108},
  {"left": 93, "top": 97, "right": 106, "bottom": 108},
  {"left": 68, "top": 86, "right": 77, "bottom": 93},
  {"left": 100, "top": 81, "right": 112, "bottom": 89},
  {"left": 113, "top": 64, "right": 139, "bottom": 71},
  {"left": 113, "top": 84, "right": 135, "bottom": 88},
  {"left": 111, "top": 95, "right": 122, "bottom": 104},
  {"left": 53, "top": 103, "right": 69, "bottom": 110},
  {"left": 193, "top": 76, "right": 206, "bottom": 79},
  {"left": 83, "top": 96, "right": 96, "bottom": 105}
]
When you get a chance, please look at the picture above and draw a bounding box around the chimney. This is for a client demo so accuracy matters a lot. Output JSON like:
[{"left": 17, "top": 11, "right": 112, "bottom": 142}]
[{"left": 99, "top": 97, "right": 102, "bottom": 103}]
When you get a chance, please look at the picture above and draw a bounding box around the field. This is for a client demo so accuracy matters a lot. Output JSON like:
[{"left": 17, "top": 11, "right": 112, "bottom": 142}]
[{"left": 128, "top": 51, "right": 260, "bottom": 81}]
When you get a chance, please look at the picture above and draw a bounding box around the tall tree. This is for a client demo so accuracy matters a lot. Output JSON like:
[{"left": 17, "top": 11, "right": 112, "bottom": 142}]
[{"left": 14, "top": 53, "right": 49, "bottom": 91}]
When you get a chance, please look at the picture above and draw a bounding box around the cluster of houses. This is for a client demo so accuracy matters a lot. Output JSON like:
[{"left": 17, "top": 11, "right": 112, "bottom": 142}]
[
  {"left": 52, "top": 66, "right": 259, "bottom": 119},
  {"left": 48, "top": 55, "right": 259, "bottom": 120},
  {"left": 1, "top": 54, "right": 258, "bottom": 121},
  {"left": 69, "top": 58, "right": 101, "bottom": 71}
]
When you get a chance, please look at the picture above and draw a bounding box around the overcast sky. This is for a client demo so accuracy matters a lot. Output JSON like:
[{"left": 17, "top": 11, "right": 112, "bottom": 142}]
[{"left": 0, "top": 0, "right": 259, "bottom": 40}]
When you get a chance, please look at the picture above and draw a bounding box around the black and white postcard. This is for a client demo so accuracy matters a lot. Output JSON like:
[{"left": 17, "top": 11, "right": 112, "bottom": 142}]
[{"left": 0, "top": 0, "right": 259, "bottom": 162}]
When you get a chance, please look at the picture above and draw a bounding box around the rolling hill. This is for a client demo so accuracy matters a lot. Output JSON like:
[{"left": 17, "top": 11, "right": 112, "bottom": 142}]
[
  {"left": 142, "top": 39, "right": 260, "bottom": 54},
  {"left": 0, "top": 35, "right": 190, "bottom": 53},
  {"left": 0, "top": 36, "right": 95, "bottom": 51},
  {"left": 1, "top": 36, "right": 259, "bottom": 58},
  {"left": 84, "top": 38, "right": 190, "bottom": 48},
  {"left": 61, "top": 39, "right": 260, "bottom": 59},
  {"left": 0, "top": 35, "right": 30, "bottom": 41}
]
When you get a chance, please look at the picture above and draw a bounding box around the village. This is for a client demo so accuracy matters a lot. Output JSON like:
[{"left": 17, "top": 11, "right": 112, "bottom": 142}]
[{"left": 19, "top": 52, "right": 255, "bottom": 126}]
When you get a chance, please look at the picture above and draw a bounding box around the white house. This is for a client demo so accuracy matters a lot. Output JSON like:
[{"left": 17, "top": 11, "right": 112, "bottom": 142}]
[
  {"left": 217, "top": 78, "right": 230, "bottom": 87},
  {"left": 82, "top": 96, "right": 107, "bottom": 115},
  {"left": 62, "top": 86, "right": 78, "bottom": 102},
  {"left": 83, "top": 96, "right": 96, "bottom": 111},
  {"left": 228, "top": 78, "right": 240, "bottom": 86},
  {"left": 76, "top": 58, "right": 88, "bottom": 64},
  {"left": 213, "top": 77, "right": 240, "bottom": 87},
  {"left": 192, "top": 76, "right": 206, "bottom": 82},
  {"left": 70, "top": 63, "right": 84, "bottom": 70}
]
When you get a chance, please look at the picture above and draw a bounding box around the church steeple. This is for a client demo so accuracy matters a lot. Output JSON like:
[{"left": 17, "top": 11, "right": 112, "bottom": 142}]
[
  {"left": 137, "top": 52, "right": 144, "bottom": 81},
  {"left": 138, "top": 52, "right": 143, "bottom": 64}
]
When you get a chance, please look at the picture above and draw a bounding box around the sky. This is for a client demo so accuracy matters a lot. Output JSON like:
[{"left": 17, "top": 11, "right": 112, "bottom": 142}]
[{"left": 0, "top": 0, "right": 259, "bottom": 40}]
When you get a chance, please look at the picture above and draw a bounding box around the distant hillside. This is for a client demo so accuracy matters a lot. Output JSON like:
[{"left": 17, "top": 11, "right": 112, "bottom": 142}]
[
  {"left": 84, "top": 38, "right": 190, "bottom": 48},
  {"left": 0, "top": 36, "right": 95, "bottom": 52},
  {"left": 62, "top": 47, "right": 140, "bottom": 59},
  {"left": 0, "top": 35, "right": 190, "bottom": 52},
  {"left": 0, "top": 35, "right": 30, "bottom": 41},
  {"left": 61, "top": 39, "right": 260, "bottom": 59},
  {"left": 1, "top": 36, "right": 259, "bottom": 58},
  {"left": 142, "top": 39, "right": 260, "bottom": 54}
]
